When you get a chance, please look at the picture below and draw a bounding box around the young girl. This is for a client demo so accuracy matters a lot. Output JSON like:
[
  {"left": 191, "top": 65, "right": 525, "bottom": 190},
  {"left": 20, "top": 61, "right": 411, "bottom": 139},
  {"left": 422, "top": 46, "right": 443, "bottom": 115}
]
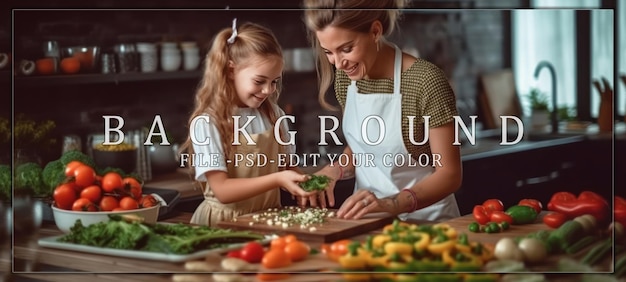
[{"left": 180, "top": 20, "right": 314, "bottom": 226}]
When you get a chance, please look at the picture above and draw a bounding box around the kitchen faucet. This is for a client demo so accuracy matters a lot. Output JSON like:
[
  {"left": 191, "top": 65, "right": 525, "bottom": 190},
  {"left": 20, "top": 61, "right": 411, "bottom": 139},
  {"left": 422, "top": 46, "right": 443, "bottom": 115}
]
[{"left": 533, "top": 61, "right": 558, "bottom": 134}]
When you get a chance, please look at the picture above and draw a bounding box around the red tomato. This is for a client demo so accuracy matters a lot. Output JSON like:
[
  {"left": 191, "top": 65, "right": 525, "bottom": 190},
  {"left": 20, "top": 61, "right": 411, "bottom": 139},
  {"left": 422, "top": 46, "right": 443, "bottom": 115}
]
[
  {"left": 543, "top": 212, "right": 568, "bottom": 228},
  {"left": 101, "top": 172, "right": 123, "bottom": 193},
  {"left": 490, "top": 210, "right": 514, "bottom": 224},
  {"left": 53, "top": 184, "right": 78, "bottom": 210},
  {"left": 519, "top": 199, "right": 543, "bottom": 214},
  {"left": 472, "top": 205, "right": 491, "bottom": 225},
  {"left": 139, "top": 194, "right": 158, "bottom": 208},
  {"left": 119, "top": 196, "right": 139, "bottom": 210},
  {"left": 226, "top": 250, "right": 241, "bottom": 259},
  {"left": 239, "top": 241, "right": 265, "bottom": 263},
  {"left": 64, "top": 161, "right": 85, "bottom": 177},
  {"left": 73, "top": 165, "right": 96, "bottom": 187},
  {"left": 72, "top": 198, "right": 97, "bottom": 211},
  {"left": 483, "top": 199, "right": 504, "bottom": 213},
  {"left": 99, "top": 195, "right": 119, "bottom": 211},
  {"left": 123, "top": 177, "right": 142, "bottom": 200},
  {"left": 80, "top": 185, "right": 102, "bottom": 203}
]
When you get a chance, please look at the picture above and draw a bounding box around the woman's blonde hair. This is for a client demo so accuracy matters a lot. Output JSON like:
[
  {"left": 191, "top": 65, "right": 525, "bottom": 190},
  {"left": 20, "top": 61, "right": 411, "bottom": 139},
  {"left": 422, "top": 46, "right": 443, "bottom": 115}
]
[
  {"left": 302, "top": 0, "right": 407, "bottom": 110},
  {"left": 180, "top": 21, "right": 284, "bottom": 168}
]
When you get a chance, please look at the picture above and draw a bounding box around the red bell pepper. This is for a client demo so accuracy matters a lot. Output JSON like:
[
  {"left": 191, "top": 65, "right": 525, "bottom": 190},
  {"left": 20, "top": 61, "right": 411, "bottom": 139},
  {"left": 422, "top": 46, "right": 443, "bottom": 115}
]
[
  {"left": 547, "top": 191, "right": 609, "bottom": 223},
  {"left": 615, "top": 196, "right": 626, "bottom": 227}
]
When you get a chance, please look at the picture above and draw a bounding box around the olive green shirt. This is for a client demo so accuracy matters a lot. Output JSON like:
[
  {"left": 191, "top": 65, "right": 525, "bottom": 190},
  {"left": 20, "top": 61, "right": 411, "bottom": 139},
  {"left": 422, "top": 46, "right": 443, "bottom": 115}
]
[{"left": 334, "top": 58, "right": 458, "bottom": 159}]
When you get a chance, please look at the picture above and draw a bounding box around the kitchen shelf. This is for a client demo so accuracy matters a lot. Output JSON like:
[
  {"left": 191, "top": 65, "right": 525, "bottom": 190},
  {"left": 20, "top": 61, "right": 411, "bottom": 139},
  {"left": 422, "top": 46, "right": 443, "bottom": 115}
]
[
  {"left": 13, "top": 70, "right": 316, "bottom": 88},
  {"left": 14, "top": 70, "right": 204, "bottom": 87}
]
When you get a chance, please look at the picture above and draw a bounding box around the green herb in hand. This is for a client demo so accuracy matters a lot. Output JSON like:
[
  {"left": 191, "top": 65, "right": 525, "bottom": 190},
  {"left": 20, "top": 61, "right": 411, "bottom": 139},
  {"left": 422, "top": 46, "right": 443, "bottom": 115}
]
[{"left": 299, "top": 175, "right": 332, "bottom": 192}]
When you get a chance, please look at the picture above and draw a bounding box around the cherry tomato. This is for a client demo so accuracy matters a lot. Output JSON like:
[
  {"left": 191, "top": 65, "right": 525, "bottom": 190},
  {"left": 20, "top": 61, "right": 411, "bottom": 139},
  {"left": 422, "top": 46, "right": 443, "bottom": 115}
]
[
  {"left": 72, "top": 198, "right": 97, "bottom": 211},
  {"left": 284, "top": 240, "right": 311, "bottom": 262},
  {"left": 519, "top": 199, "right": 543, "bottom": 214},
  {"left": 139, "top": 194, "right": 158, "bottom": 208},
  {"left": 64, "top": 161, "right": 85, "bottom": 177},
  {"left": 101, "top": 172, "right": 123, "bottom": 193},
  {"left": 472, "top": 205, "right": 491, "bottom": 225},
  {"left": 329, "top": 239, "right": 351, "bottom": 257},
  {"left": 73, "top": 165, "right": 96, "bottom": 187},
  {"left": 53, "top": 184, "right": 78, "bottom": 210},
  {"left": 283, "top": 234, "right": 298, "bottom": 244},
  {"left": 490, "top": 210, "right": 514, "bottom": 225},
  {"left": 80, "top": 185, "right": 102, "bottom": 203},
  {"left": 99, "top": 195, "right": 119, "bottom": 211},
  {"left": 123, "top": 177, "right": 142, "bottom": 200},
  {"left": 119, "top": 196, "right": 139, "bottom": 210},
  {"left": 543, "top": 211, "right": 568, "bottom": 228},
  {"left": 483, "top": 199, "right": 504, "bottom": 213},
  {"left": 239, "top": 241, "right": 265, "bottom": 263},
  {"left": 226, "top": 250, "right": 241, "bottom": 259},
  {"left": 262, "top": 248, "right": 292, "bottom": 269}
]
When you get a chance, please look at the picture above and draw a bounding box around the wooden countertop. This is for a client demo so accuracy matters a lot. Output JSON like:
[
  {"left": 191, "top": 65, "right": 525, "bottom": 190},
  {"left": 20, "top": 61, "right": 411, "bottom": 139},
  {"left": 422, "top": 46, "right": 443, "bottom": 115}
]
[{"left": 13, "top": 211, "right": 619, "bottom": 282}]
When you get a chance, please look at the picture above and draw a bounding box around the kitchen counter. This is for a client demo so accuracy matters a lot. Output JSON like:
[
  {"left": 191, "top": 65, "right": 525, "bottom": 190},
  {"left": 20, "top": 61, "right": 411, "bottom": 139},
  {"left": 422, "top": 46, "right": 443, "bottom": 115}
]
[{"left": 13, "top": 211, "right": 619, "bottom": 282}]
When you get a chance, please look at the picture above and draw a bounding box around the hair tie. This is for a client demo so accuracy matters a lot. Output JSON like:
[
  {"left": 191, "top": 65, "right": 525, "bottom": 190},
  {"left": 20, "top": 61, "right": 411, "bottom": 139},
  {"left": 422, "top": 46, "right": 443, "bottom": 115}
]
[{"left": 226, "top": 18, "right": 238, "bottom": 44}]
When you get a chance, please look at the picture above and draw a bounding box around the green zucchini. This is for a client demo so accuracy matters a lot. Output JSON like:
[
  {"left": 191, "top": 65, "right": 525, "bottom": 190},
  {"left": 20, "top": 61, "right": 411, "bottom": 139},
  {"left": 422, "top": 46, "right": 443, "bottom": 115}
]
[
  {"left": 547, "top": 220, "right": 585, "bottom": 252},
  {"left": 505, "top": 205, "right": 538, "bottom": 225}
]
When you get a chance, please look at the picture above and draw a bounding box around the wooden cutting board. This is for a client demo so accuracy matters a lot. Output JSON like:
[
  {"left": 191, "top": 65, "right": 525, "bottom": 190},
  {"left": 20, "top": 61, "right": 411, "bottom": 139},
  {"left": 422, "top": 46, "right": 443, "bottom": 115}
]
[{"left": 218, "top": 208, "right": 396, "bottom": 243}]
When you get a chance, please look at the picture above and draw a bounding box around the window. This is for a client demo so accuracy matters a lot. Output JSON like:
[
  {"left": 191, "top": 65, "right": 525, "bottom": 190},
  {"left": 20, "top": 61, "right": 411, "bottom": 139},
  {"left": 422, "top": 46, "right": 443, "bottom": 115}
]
[{"left": 513, "top": 0, "right": 620, "bottom": 120}]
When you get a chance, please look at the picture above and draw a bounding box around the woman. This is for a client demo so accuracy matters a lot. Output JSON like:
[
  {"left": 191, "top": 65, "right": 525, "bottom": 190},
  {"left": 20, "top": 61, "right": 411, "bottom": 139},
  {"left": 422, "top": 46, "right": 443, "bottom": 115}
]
[{"left": 304, "top": 0, "right": 462, "bottom": 221}]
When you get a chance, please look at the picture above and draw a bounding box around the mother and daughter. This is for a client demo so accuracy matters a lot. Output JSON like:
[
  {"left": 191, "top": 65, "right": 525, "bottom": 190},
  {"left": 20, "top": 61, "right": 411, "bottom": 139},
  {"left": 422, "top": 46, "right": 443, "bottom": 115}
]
[{"left": 180, "top": 0, "right": 462, "bottom": 227}]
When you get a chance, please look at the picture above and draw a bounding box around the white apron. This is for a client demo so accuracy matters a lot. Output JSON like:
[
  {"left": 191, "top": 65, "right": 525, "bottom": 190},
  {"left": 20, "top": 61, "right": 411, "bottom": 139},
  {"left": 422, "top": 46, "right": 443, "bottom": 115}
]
[{"left": 342, "top": 45, "right": 460, "bottom": 221}]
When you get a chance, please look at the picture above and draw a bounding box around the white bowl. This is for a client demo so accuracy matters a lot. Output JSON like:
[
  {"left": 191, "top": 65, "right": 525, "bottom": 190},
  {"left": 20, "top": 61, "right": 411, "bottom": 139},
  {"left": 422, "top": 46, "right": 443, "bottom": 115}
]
[{"left": 52, "top": 204, "right": 159, "bottom": 233}]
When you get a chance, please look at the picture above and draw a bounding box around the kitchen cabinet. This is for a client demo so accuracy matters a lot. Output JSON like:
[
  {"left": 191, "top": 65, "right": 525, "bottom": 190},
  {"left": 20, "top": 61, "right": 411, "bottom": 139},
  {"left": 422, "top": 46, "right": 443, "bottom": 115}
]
[{"left": 455, "top": 137, "right": 611, "bottom": 215}]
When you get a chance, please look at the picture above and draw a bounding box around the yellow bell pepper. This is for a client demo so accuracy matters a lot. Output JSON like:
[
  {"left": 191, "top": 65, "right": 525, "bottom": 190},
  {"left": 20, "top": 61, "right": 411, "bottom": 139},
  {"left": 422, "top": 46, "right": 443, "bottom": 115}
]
[
  {"left": 372, "top": 234, "right": 391, "bottom": 249},
  {"left": 470, "top": 242, "right": 494, "bottom": 263},
  {"left": 412, "top": 232, "right": 430, "bottom": 251},
  {"left": 338, "top": 241, "right": 368, "bottom": 270},
  {"left": 433, "top": 223, "right": 458, "bottom": 239},
  {"left": 442, "top": 249, "right": 483, "bottom": 271},
  {"left": 384, "top": 241, "right": 413, "bottom": 256},
  {"left": 426, "top": 238, "right": 455, "bottom": 255}
]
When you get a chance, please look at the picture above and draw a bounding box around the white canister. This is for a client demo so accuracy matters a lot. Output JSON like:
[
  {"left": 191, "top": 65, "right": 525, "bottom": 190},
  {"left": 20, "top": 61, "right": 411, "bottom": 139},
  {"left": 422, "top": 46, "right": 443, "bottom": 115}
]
[
  {"left": 182, "top": 47, "right": 200, "bottom": 71},
  {"left": 136, "top": 43, "right": 158, "bottom": 73},
  {"left": 160, "top": 48, "right": 181, "bottom": 72},
  {"left": 292, "top": 47, "right": 315, "bottom": 72}
]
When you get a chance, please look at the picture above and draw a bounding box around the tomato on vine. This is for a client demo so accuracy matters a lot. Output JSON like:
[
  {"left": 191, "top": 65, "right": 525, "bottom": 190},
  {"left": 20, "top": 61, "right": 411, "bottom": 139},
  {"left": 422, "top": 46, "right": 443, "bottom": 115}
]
[{"left": 101, "top": 172, "right": 123, "bottom": 193}]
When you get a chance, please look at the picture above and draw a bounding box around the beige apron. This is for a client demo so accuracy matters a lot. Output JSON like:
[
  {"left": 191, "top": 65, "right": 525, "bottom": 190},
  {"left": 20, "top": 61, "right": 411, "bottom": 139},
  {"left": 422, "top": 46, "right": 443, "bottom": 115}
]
[{"left": 190, "top": 129, "right": 282, "bottom": 227}]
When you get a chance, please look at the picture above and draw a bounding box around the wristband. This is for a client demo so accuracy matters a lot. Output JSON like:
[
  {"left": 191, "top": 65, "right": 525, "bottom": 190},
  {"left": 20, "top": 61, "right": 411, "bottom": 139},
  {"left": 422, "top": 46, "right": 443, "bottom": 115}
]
[{"left": 402, "top": 188, "right": 418, "bottom": 212}]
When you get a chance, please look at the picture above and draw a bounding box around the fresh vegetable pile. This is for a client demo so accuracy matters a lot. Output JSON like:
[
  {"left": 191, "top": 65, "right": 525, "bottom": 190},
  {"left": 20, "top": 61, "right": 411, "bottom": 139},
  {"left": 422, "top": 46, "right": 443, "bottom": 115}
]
[
  {"left": 58, "top": 215, "right": 265, "bottom": 254},
  {"left": 325, "top": 219, "right": 496, "bottom": 281},
  {"left": 470, "top": 198, "right": 540, "bottom": 233},
  {"left": 299, "top": 174, "right": 331, "bottom": 192},
  {"left": 52, "top": 158, "right": 155, "bottom": 212}
]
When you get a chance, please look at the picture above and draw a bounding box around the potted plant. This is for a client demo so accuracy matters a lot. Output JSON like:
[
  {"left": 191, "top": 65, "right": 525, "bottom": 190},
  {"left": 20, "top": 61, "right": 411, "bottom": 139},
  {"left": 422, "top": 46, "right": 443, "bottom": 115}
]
[{"left": 526, "top": 88, "right": 550, "bottom": 130}]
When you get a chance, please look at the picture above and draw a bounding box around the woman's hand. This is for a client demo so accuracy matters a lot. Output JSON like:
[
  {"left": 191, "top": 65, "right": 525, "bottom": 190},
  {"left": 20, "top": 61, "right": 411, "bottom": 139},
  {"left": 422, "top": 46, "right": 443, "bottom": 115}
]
[
  {"left": 275, "top": 170, "right": 316, "bottom": 205},
  {"left": 336, "top": 189, "right": 379, "bottom": 219}
]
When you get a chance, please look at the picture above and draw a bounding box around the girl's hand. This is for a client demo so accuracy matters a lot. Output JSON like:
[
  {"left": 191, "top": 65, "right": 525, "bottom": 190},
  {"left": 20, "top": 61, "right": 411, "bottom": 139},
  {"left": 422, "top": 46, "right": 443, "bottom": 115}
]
[
  {"left": 336, "top": 189, "right": 379, "bottom": 219},
  {"left": 307, "top": 165, "right": 340, "bottom": 208},
  {"left": 276, "top": 170, "right": 315, "bottom": 205}
]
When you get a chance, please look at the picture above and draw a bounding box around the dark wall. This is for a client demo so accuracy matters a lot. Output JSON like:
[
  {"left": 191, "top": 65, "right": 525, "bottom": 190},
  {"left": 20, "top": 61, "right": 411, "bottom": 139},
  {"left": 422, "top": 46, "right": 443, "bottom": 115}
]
[{"left": 11, "top": 9, "right": 509, "bottom": 162}]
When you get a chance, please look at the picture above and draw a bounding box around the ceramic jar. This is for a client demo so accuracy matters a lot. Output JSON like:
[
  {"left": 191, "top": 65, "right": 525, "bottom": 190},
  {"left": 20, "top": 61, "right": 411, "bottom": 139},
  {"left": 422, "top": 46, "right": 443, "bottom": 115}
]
[
  {"left": 160, "top": 42, "right": 181, "bottom": 72},
  {"left": 180, "top": 41, "right": 200, "bottom": 71},
  {"left": 136, "top": 42, "right": 158, "bottom": 73}
]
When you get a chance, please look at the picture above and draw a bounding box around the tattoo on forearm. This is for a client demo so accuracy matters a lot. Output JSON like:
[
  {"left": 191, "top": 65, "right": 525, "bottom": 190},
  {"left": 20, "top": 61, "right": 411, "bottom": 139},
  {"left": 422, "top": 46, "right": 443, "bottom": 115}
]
[{"left": 382, "top": 195, "right": 400, "bottom": 212}]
